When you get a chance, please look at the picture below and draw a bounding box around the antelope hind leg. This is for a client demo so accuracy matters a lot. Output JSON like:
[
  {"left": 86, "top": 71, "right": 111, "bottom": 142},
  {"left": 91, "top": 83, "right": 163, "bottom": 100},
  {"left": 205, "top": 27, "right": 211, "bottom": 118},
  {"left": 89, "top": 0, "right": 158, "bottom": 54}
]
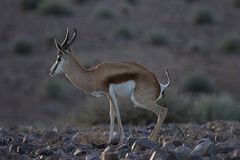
[
  {"left": 108, "top": 101, "right": 116, "bottom": 144},
  {"left": 150, "top": 105, "right": 168, "bottom": 141}
]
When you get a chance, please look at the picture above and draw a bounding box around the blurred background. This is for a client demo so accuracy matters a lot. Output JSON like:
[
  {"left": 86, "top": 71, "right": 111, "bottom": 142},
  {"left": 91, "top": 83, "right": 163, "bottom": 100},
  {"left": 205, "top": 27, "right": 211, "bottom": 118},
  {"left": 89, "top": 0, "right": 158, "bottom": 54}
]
[{"left": 0, "top": 0, "right": 240, "bottom": 127}]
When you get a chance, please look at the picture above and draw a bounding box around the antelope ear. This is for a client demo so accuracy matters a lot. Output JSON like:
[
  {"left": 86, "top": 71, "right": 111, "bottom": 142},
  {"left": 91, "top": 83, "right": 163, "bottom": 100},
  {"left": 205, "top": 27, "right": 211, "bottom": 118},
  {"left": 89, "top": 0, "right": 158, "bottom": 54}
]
[{"left": 54, "top": 39, "right": 66, "bottom": 54}]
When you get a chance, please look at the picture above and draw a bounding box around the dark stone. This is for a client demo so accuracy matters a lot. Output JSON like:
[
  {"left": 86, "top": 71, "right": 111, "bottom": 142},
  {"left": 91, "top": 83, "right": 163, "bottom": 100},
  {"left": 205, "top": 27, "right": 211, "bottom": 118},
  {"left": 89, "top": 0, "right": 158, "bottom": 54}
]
[
  {"left": 131, "top": 138, "right": 159, "bottom": 152},
  {"left": 9, "top": 143, "right": 20, "bottom": 153},
  {"left": 17, "top": 144, "right": 40, "bottom": 155},
  {"left": 35, "top": 148, "right": 54, "bottom": 156},
  {"left": 150, "top": 149, "right": 169, "bottom": 160},
  {"left": 117, "top": 144, "right": 131, "bottom": 158},
  {"left": 65, "top": 128, "right": 77, "bottom": 134},
  {"left": 15, "top": 132, "right": 26, "bottom": 142},
  {"left": 91, "top": 143, "right": 107, "bottom": 149},
  {"left": 232, "top": 127, "right": 240, "bottom": 136},
  {"left": 191, "top": 139, "right": 216, "bottom": 158},
  {"left": 5, "top": 136, "right": 14, "bottom": 145},
  {"left": 216, "top": 142, "right": 240, "bottom": 153},
  {"left": 187, "top": 154, "right": 203, "bottom": 160},
  {"left": 0, "top": 133, "right": 5, "bottom": 146},
  {"left": 62, "top": 136, "right": 72, "bottom": 143},
  {"left": 162, "top": 141, "right": 175, "bottom": 151},
  {"left": 17, "top": 146, "right": 24, "bottom": 155},
  {"left": 101, "top": 146, "right": 119, "bottom": 160},
  {"left": 85, "top": 151, "right": 101, "bottom": 160},
  {"left": 42, "top": 131, "right": 61, "bottom": 144},
  {"left": 172, "top": 140, "right": 184, "bottom": 147},
  {"left": 127, "top": 135, "right": 138, "bottom": 147},
  {"left": 63, "top": 142, "right": 76, "bottom": 153},
  {"left": 231, "top": 148, "right": 240, "bottom": 159},
  {"left": 166, "top": 151, "right": 178, "bottom": 160},
  {"left": 125, "top": 152, "right": 140, "bottom": 159},
  {"left": 54, "top": 148, "right": 65, "bottom": 157},
  {"left": 175, "top": 144, "right": 191, "bottom": 160},
  {"left": 23, "top": 131, "right": 41, "bottom": 143},
  {"left": 74, "top": 147, "right": 90, "bottom": 157},
  {"left": 137, "top": 128, "right": 149, "bottom": 136}
]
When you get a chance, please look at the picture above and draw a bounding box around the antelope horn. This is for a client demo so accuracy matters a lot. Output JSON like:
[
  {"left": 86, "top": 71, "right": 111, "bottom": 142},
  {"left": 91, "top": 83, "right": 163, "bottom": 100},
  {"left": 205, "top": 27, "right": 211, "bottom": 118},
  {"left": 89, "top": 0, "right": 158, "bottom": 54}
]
[
  {"left": 65, "top": 28, "right": 77, "bottom": 49},
  {"left": 61, "top": 27, "right": 70, "bottom": 47}
]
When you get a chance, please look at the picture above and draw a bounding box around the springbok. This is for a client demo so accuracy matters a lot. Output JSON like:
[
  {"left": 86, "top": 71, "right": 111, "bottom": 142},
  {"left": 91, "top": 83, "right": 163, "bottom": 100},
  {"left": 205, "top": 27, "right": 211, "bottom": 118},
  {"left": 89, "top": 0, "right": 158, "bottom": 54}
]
[{"left": 49, "top": 28, "right": 171, "bottom": 144}]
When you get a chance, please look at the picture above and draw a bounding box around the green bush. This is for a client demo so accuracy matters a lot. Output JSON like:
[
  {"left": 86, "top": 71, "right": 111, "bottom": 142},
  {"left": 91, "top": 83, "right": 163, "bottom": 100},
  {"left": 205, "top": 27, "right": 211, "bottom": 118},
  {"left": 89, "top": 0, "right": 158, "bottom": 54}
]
[
  {"left": 146, "top": 31, "right": 171, "bottom": 46},
  {"left": 193, "top": 9, "right": 216, "bottom": 25},
  {"left": 38, "top": 0, "right": 73, "bottom": 16},
  {"left": 194, "top": 95, "right": 240, "bottom": 122},
  {"left": 182, "top": 72, "right": 214, "bottom": 94},
  {"left": 233, "top": 0, "right": 240, "bottom": 8},
  {"left": 116, "top": 25, "right": 134, "bottom": 39},
  {"left": 14, "top": 36, "right": 34, "bottom": 55},
  {"left": 220, "top": 34, "right": 240, "bottom": 53},
  {"left": 96, "top": 7, "right": 115, "bottom": 19},
  {"left": 43, "top": 79, "right": 62, "bottom": 99},
  {"left": 21, "top": 0, "right": 42, "bottom": 11}
]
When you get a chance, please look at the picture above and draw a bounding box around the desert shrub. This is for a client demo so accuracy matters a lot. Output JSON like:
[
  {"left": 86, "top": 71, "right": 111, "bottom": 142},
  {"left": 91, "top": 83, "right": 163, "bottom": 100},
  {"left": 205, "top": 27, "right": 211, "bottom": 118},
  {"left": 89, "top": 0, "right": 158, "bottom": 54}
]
[
  {"left": 21, "top": 0, "right": 42, "bottom": 10},
  {"left": 74, "top": 0, "right": 88, "bottom": 4},
  {"left": 157, "top": 89, "right": 193, "bottom": 122},
  {"left": 121, "top": 5, "right": 130, "bottom": 15},
  {"left": 124, "top": 0, "right": 137, "bottom": 5},
  {"left": 220, "top": 34, "right": 240, "bottom": 53},
  {"left": 14, "top": 36, "right": 34, "bottom": 55},
  {"left": 43, "top": 79, "right": 62, "bottom": 99},
  {"left": 146, "top": 31, "right": 171, "bottom": 46},
  {"left": 116, "top": 25, "right": 134, "bottom": 39},
  {"left": 187, "top": 40, "right": 203, "bottom": 52},
  {"left": 182, "top": 72, "right": 214, "bottom": 94},
  {"left": 38, "top": 0, "right": 73, "bottom": 16},
  {"left": 73, "top": 96, "right": 155, "bottom": 126},
  {"left": 185, "top": 0, "right": 198, "bottom": 3},
  {"left": 96, "top": 7, "right": 115, "bottom": 19},
  {"left": 233, "top": 0, "right": 240, "bottom": 8},
  {"left": 194, "top": 95, "right": 240, "bottom": 122},
  {"left": 193, "top": 9, "right": 216, "bottom": 25}
]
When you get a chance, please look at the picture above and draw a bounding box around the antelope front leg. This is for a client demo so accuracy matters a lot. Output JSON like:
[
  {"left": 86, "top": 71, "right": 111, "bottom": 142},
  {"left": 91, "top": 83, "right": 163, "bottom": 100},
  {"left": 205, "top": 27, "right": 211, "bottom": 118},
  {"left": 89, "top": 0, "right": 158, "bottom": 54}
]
[{"left": 108, "top": 101, "right": 115, "bottom": 144}]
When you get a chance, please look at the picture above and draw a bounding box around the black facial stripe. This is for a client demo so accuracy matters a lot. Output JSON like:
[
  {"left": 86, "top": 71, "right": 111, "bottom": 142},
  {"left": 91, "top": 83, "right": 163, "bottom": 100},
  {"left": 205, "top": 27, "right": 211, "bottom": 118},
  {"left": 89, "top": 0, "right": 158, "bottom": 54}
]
[
  {"left": 57, "top": 56, "right": 61, "bottom": 62},
  {"left": 52, "top": 62, "right": 58, "bottom": 74}
]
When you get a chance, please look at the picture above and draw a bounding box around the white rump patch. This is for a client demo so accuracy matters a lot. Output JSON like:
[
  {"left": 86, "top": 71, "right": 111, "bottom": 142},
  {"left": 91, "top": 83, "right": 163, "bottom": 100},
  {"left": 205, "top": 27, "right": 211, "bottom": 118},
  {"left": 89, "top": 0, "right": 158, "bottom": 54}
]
[{"left": 109, "top": 80, "right": 135, "bottom": 98}]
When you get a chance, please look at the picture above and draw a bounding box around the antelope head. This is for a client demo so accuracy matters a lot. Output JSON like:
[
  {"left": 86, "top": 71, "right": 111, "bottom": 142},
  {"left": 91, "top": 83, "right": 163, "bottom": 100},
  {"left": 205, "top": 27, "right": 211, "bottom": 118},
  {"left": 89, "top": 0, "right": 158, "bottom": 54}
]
[{"left": 49, "top": 28, "right": 77, "bottom": 76}]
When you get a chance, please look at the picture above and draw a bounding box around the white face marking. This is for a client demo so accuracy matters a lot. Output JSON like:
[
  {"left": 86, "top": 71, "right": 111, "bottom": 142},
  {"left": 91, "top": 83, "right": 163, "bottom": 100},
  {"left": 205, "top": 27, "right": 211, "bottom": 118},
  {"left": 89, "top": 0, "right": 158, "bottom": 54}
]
[
  {"left": 109, "top": 80, "right": 135, "bottom": 98},
  {"left": 49, "top": 56, "right": 65, "bottom": 76}
]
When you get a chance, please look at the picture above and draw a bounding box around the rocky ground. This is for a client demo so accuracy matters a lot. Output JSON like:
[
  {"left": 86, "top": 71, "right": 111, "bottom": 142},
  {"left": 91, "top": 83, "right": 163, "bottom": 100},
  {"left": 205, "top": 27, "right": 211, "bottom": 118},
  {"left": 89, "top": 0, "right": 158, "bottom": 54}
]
[{"left": 0, "top": 121, "right": 239, "bottom": 160}]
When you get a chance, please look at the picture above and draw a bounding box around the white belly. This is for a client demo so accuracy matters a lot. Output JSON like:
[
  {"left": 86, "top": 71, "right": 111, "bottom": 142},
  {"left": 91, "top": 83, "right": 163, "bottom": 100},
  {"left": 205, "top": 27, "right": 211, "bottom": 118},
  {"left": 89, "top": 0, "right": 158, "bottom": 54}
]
[{"left": 109, "top": 80, "right": 135, "bottom": 98}]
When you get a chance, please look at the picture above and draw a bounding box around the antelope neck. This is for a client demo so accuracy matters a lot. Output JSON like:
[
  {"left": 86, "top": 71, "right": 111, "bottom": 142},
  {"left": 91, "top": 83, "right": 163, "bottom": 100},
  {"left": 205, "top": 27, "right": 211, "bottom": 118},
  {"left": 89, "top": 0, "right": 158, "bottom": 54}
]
[{"left": 64, "top": 53, "right": 94, "bottom": 93}]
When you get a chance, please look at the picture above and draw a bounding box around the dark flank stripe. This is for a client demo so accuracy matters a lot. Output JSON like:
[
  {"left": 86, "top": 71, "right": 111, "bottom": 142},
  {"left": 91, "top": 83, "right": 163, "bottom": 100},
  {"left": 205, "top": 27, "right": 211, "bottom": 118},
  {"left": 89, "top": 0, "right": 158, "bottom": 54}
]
[{"left": 104, "top": 73, "right": 139, "bottom": 87}]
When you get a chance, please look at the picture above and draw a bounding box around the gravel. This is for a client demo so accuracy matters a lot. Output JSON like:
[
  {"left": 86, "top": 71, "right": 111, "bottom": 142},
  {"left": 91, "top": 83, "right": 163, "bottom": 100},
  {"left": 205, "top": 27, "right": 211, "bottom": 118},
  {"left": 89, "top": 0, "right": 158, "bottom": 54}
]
[{"left": 0, "top": 121, "right": 239, "bottom": 159}]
